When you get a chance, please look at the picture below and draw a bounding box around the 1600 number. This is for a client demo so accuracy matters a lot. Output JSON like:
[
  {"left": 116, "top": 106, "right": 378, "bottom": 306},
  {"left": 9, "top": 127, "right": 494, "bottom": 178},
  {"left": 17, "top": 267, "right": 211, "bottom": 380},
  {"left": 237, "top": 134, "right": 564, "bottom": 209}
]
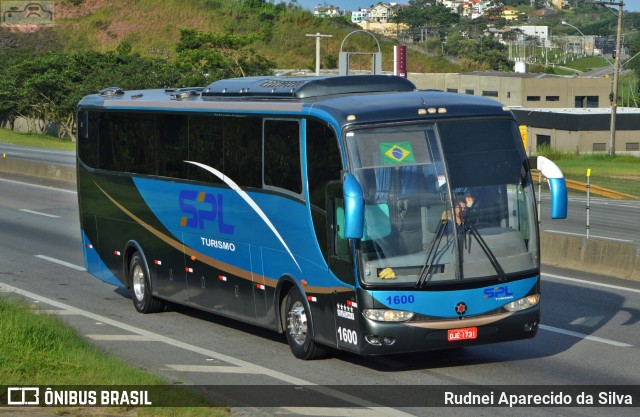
[
  {"left": 386, "top": 295, "right": 415, "bottom": 305},
  {"left": 337, "top": 327, "right": 358, "bottom": 345}
]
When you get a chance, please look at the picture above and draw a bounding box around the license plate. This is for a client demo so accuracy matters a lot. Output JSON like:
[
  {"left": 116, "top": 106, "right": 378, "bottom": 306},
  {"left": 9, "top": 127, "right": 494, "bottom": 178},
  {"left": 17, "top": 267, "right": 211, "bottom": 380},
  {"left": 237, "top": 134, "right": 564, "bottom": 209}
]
[{"left": 447, "top": 327, "right": 478, "bottom": 342}]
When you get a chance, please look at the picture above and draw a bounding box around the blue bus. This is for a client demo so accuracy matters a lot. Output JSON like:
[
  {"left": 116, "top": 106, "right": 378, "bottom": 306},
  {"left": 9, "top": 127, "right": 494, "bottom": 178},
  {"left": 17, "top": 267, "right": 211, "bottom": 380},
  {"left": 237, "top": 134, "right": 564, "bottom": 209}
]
[{"left": 77, "top": 75, "right": 567, "bottom": 359}]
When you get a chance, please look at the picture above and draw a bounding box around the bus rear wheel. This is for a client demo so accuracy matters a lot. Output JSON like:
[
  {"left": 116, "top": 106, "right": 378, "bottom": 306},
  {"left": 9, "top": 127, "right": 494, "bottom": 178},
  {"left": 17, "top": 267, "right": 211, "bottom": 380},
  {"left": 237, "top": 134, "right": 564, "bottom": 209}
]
[
  {"left": 130, "top": 252, "right": 164, "bottom": 314},
  {"left": 284, "top": 287, "right": 326, "bottom": 360}
]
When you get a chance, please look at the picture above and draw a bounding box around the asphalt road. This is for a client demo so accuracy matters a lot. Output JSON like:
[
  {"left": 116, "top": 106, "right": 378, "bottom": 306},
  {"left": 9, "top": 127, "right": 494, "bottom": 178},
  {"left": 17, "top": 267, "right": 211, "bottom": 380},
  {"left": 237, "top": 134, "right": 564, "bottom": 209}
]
[
  {"left": 1, "top": 173, "right": 639, "bottom": 416},
  {"left": 539, "top": 195, "right": 640, "bottom": 245},
  {"left": 0, "top": 144, "right": 75, "bottom": 167}
]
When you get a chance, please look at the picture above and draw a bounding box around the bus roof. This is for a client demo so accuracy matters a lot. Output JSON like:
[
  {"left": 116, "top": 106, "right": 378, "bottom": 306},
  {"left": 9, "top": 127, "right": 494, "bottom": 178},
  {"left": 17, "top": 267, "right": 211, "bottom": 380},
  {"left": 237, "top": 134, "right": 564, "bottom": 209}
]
[{"left": 78, "top": 75, "right": 513, "bottom": 126}]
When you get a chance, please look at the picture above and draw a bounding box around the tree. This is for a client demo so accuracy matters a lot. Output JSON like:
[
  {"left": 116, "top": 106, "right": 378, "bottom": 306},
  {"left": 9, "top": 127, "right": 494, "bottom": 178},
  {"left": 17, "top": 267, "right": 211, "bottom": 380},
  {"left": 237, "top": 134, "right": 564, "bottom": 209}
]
[
  {"left": 394, "top": 0, "right": 460, "bottom": 30},
  {"left": 175, "top": 29, "right": 275, "bottom": 85}
]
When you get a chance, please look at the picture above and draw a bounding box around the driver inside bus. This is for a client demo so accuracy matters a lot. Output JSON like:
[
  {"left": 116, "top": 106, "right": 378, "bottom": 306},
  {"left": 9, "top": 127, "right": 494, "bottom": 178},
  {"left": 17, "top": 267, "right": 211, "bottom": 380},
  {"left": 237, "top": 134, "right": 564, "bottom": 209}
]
[{"left": 442, "top": 193, "right": 468, "bottom": 229}]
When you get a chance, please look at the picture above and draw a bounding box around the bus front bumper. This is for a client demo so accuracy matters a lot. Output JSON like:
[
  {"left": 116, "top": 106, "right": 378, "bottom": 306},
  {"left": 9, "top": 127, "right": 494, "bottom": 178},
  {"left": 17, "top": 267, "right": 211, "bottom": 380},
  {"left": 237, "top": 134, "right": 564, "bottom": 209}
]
[{"left": 356, "top": 306, "right": 539, "bottom": 355}]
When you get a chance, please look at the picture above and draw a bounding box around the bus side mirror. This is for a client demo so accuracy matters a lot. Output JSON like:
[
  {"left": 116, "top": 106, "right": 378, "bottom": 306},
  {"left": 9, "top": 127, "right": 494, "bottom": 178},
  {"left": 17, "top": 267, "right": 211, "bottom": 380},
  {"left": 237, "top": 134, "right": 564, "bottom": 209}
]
[
  {"left": 529, "top": 156, "right": 567, "bottom": 219},
  {"left": 342, "top": 173, "right": 364, "bottom": 239}
]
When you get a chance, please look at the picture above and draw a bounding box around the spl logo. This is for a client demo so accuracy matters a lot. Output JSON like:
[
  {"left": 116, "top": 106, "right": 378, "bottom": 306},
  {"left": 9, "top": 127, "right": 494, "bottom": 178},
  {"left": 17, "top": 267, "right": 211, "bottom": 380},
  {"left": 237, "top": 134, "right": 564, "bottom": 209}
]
[
  {"left": 179, "top": 190, "right": 234, "bottom": 234},
  {"left": 455, "top": 302, "right": 467, "bottom": 316},
  {"left": 483, "top": 285, "right": 514, "bottom": 299}
]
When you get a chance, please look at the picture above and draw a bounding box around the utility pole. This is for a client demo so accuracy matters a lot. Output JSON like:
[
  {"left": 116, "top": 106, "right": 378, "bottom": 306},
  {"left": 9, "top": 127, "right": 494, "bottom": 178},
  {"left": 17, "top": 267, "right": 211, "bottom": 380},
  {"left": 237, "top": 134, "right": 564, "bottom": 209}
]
[
  {"left": 592, "top": 1, "right": 624, "bottom": 156},
  {"left": 306, "top": 33, "right": 333, "bottom": 76}
]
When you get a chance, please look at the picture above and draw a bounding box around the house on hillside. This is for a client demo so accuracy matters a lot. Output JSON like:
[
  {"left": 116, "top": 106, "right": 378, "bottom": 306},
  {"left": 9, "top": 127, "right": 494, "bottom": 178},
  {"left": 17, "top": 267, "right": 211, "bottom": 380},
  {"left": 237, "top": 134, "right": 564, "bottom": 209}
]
[
  {"left": 313, "top": 5, "right": 342, "bottom": 18},
  {"left": 369, "top": 3, "right": 393, "bottom": 23},
  {"left": 351, "top": 9, "right": 369, "bottom": 23}
]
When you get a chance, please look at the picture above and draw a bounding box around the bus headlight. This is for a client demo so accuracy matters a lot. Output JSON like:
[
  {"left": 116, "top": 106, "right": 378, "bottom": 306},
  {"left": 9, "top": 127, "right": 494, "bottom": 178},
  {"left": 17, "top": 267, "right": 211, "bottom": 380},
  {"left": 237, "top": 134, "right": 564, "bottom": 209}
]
[
  {"left": 363, "top": 309, "right": 414, "bottom": 322},
  {"left": 503, "top": 294, "right": 540, "bottom": 312}
]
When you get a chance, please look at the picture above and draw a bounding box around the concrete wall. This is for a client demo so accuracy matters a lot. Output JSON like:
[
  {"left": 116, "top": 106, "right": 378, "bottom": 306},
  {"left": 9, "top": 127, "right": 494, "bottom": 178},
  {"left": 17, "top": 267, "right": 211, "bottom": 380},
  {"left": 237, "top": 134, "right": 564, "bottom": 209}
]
[
  {"left": 541, "top": 231, "right": 640, "bottom": 281},
  {"left": 0, "top": 157, "right": 76, "bottom": 183}
]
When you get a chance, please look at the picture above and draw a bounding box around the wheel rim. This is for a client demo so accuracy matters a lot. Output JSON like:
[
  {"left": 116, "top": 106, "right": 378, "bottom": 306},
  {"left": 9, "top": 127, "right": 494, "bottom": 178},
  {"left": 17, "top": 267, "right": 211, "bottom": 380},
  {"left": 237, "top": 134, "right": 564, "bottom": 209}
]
[
  {"left": 288, "top": 300, "right": 307, "bottom": 346},
  {"left": 132, "top": 264, "right": 145, "bottom": 301}
]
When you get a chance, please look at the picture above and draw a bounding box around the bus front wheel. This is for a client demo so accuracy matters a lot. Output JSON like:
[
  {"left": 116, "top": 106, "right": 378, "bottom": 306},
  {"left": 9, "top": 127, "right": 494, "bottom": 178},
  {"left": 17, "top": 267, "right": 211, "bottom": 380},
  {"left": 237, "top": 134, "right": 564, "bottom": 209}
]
[
  {"left": 284, "top": 287, "right": 326, "bottom": 360},
  {"left": 130, "top": 253, "right": 164, "bottom": 314}
]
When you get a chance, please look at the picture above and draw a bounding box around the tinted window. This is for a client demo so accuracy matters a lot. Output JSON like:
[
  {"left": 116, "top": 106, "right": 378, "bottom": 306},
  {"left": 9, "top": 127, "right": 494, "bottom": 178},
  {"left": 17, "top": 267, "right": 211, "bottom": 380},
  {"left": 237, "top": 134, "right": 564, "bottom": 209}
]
[
  {"left": 126, "top": 113, "right": 157, "bottom": 175},
  {"left": 98, "top": 112, "right": 126, "bottom": 171},
  {"left": 223, "top": 116, "right": 261, "bottom": 188},
  {"left": 263, "top": 119, "right": 301, "bottom": 194},
  {"left": 438, "top": 119, "right": 525, "bottom": 188},
  {"left": 78, "top": 111, "right": 99, "bottom": 168},
  {"left": 157, "top": 114, "right": 188, "bottom": 179},
  {"left": 307, "top": 119, "right": 342, "bottom": 261},
  {"left": 188, "top": 115, "right": 224, "bottom": 184},
  {"left": 307, "top": 120, "right": 342, "bottom": 210}
]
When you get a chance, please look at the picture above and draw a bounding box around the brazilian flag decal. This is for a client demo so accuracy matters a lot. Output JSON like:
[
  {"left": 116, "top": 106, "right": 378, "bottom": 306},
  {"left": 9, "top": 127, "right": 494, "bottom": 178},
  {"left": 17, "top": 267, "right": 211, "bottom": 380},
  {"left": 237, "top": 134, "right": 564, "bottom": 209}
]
[{"left": 380, "top": 142, "right": 415, "bottom": 165}]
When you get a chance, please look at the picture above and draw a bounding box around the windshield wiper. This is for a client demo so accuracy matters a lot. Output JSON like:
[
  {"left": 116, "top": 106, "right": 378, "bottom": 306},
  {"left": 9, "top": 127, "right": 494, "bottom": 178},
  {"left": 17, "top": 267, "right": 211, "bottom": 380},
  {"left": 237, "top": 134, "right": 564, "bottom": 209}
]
[
  {"left": 462, "top": 220, "right": 508, "bottom": 282},
  {"left": 416, "top": 219, "right": 448, "bottom": 288}
]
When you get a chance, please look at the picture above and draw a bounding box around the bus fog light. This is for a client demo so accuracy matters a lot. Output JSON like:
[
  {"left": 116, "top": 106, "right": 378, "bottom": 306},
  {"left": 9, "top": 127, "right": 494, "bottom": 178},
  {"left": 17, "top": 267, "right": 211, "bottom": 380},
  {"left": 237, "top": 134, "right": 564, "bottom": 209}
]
[
  {"left": 382, "top": 336, "right": 395, "bottom": 346},
  {"left": 365, "top": 335, "right": 381, "bottom": 346},
  {"left": 504, "top": 294, "right": 540, "bottom": 312},
  {"left": 363, "top": 309, "right": 414, "bottom": 322}
]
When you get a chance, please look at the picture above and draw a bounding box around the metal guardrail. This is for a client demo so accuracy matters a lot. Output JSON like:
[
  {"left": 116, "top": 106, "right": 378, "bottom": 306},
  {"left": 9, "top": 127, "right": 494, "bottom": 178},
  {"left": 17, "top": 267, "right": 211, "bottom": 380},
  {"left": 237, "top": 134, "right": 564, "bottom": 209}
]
[{"left": 532, "top": 171, "right": 635, "bottom": 200}]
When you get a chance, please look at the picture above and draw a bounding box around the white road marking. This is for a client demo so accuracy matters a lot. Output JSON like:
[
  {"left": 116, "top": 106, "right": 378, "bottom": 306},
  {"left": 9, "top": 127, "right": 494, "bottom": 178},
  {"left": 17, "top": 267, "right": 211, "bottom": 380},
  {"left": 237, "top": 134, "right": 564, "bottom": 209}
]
[
  {"left": 35, "top": 309, "right": 78, "bottom": 315},
  {"left": 86, "top": 334, "right": 156, "bottom": 342},
  {"left": 539, "top": 324, "right": 633, "bottom": 348},
  {"left": 166, "top": 364, "right": 258, "bottom": 374},
  {"left": 35, "top": 255, "right": 85, "bottom": 271},
  {"left": 543, "top": 229, "right": 633, "bottom": 243},
  {"left": 19, "top": 209, "right": 60, "bottom": 218},
  {"left": 543, "top": 273, "right": 640, "bottom": 295},
  {"left": 541, "top": 273, "right": 637, "bottom": 347},
  {"left": 0, "top": 282, "right": 415, "bottom": 417}
]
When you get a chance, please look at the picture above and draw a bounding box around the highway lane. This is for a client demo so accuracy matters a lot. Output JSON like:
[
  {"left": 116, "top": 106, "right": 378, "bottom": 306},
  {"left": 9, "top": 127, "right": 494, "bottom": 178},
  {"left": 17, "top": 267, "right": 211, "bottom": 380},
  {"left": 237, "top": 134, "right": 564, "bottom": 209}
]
[
  {"left": 1, "top": 173, "right": 639, "bottom": 416},
  {"left": 539, "top": 195, "right": 640, "bottom": 245},
  {"left": 0, "top": 143, "right": 75, "bottom": 167}
]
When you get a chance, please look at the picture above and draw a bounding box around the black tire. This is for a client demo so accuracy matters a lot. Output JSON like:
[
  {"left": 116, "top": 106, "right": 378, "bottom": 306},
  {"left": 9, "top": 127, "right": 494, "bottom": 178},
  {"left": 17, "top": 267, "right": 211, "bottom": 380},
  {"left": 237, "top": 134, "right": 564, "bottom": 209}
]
[
  {"left": 284, "top": 287, "right": 327, "bottom": 360},
  {"left": 129, "top": 252, "right": 164, "bottom": 314}
]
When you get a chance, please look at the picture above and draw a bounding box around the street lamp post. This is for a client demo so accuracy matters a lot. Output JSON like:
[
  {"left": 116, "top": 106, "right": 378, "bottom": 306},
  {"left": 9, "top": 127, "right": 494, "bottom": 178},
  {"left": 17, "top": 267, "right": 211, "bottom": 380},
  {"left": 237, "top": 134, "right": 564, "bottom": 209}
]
[
  {"left": 592, "top": 1, "right": 625, "bottom": 156},
  {"left": 306, "top": 33, "right": 333, "bottom": 76}
]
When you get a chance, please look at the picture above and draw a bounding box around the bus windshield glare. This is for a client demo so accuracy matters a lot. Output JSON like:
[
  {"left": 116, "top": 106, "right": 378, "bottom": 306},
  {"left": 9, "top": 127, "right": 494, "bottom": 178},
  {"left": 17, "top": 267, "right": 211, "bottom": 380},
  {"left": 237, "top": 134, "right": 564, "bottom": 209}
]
[{"left": 346, "top": 118, "right": 538, "bottom": 285}]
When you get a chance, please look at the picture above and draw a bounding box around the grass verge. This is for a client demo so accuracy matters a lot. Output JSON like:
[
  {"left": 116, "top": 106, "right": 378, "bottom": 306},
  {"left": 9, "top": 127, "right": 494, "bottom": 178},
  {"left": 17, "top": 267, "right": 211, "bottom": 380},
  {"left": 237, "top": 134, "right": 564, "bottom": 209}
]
[
  {"left": 0, "top": 128, "right": 76, "bottom": 151},
  {"left": 534, "top": 146, "right": 640, "bottom": 199},
  {"left": 0, "top": 296, "right": 229, "bottom": 417}
]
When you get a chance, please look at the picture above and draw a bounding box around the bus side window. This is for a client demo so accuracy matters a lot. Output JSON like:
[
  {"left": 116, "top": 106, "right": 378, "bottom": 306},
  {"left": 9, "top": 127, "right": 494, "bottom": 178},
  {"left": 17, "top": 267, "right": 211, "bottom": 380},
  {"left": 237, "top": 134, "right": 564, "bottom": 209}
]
[
  {"left": 78, "top": 111, "right": 99, "bottom": 168},
  {"left": 99, "top": 112, "right": 126, "bottom": 171},
  {"left": 126, "top": 113, "right": 157, "bottom": 175},
  {"left": 188, "top": 115, "right": 224, "bottom": 184},
  {"left": 223, "top": 116, "right": 262, "bottom": 189},
  {"left": 157, "top": 114, "right": 188, "bottom": 179},
  {"left": 334, "top": 198, "right": 350, "bottom": 260},
  {"left": 263, "top": 119, "right": 302, "bottom": 194}
]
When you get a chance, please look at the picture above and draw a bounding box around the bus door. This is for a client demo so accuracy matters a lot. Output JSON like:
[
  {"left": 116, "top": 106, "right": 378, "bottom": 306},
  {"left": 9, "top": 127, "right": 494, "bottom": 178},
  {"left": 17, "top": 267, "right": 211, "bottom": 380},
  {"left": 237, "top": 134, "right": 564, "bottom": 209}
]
[
  {"left": 326, "top": 180, "right": 360, "bottom": 351},
  {"left": 183, "top": 234, "right": 257, "bottom": 322}
]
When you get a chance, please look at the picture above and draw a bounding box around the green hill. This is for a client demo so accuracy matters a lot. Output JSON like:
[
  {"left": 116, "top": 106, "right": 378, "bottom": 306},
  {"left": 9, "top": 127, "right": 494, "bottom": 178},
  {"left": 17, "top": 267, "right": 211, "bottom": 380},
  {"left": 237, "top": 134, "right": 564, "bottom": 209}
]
[{"left": 51, "top": 0, "right": 462, "bottom": 73}]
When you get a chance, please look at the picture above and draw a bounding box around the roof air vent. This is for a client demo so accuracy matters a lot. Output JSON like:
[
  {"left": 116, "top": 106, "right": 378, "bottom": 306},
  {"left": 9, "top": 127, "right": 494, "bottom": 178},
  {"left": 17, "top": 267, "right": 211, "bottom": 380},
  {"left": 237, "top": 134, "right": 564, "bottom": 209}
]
[{"left": 99, "top": 87, "right": 125, "bottom": 97}]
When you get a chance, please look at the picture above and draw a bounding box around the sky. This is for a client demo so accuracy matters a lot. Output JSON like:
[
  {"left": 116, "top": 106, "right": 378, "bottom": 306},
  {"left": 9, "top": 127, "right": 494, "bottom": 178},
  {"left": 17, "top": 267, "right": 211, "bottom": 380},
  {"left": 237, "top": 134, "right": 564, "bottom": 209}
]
[{"left": 295, "top": 1, "right": 640, "bottom": 13}]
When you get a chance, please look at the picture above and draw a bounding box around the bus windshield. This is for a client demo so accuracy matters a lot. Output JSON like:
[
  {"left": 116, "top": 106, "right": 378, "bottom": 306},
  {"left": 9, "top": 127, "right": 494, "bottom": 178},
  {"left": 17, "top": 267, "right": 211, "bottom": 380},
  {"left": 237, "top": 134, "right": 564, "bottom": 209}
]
[{"left": 345, "top": 118, "right": 538, "bottom": 286}]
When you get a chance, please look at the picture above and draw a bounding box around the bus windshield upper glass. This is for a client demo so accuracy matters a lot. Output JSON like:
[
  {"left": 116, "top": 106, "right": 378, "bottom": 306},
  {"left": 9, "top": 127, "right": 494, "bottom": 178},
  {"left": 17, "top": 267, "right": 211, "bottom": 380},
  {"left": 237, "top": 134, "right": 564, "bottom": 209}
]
[{"left": 346, "top": 118, "right": 538, "bottom": 286}]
